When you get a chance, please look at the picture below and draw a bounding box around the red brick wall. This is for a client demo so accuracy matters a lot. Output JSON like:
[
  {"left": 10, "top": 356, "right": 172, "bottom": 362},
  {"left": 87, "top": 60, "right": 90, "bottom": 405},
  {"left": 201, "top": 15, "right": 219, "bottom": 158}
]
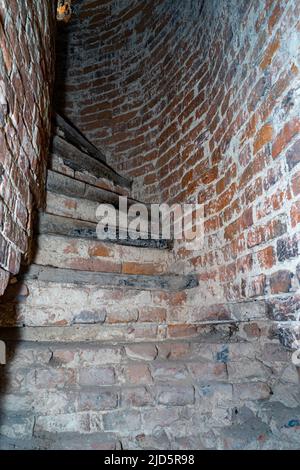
[
  {"left": 171, "top": 0, "right": 300, "bottom": 316},
  {"left": 0, "top": 0, "right": 56, "bottom": 294},
  {"left": 57, "top": 0, "right": 300, "bottom": 305},
  {"left": 55, "top": 0, "right": 194, "bottom": 201},
  {"left": 0, "top": 1, "right": 299, "bottom": 449}
]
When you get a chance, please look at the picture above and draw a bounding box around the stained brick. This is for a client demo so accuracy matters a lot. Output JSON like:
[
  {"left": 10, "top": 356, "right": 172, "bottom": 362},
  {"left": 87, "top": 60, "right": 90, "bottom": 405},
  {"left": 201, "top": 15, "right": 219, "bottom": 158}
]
[
  {"left": 286, "top": 139, "right": 300, "bottom": 171},
  {"left": 277, "top": 236, "right": 298, "bottom": 262},
  {"left": 79, "top": 367, "right": 116, "bottom": 386},
  {"left": 156, "top": 385, "right": 195, "bottom": 406},
  {"left": 253, "top": 123, "right": 273, "bottom": 154},
  {"left": 260, "top": 34, "right": 280, "bottom": 70},
  {"left": 269, "top": 270, "right": 293, "bottom": 294},
  {"left": 272, "top": 119, "right": 300, "bottom": 159},
  {"left": 257, "top": 246, "right": 276, "bottom": 269}
]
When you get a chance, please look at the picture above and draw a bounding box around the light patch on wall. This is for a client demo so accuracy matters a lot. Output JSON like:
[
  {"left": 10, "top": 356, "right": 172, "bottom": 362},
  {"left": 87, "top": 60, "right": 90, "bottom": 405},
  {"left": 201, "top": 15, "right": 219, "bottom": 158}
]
[
  {"left": 0, "top": 340, "right": 6, "bottom": 365},
  {"left": 57, "top": 0, "right": 72, "bottom": 23}
]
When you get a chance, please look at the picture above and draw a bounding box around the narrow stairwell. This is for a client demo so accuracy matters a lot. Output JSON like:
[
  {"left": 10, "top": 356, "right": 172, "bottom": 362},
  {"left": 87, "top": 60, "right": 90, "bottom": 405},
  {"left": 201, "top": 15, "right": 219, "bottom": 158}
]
[{"left": 0, "top": 117, "right": 299, "bottom": 450}]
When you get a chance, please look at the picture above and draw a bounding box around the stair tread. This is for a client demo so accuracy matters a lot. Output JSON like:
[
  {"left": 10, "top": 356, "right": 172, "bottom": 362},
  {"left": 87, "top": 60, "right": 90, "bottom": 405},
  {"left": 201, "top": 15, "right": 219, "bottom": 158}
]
[
  {"left": 51, "top": 134, "right": 131, "bottom": 189},
  {"left": 54, "top": 113, "right": 108, "bottom": 165},
  {"left": 47, "top": 169, "right": 140, "bottom": 207},
  {"left": 21, "top": 265, "right": 199, "bottom": 291},
  {"left": 38, "top": 212, "right": 172, "bottom": 249},
  {"left": 45, "top": 188, "right": 161, "bottom": 237}
]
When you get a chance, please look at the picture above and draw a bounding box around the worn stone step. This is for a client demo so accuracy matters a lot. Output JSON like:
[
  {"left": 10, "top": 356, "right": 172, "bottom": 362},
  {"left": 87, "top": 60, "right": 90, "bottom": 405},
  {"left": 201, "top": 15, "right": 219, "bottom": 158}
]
[
  {"left": 20, "top": 265, "right": 198, "bottom": 291},
  {"left": 51, "top": 135, "right": 131, "bottom": 189},
  {"left": 49, "top": 153, "right": 131, "bottom": 197},
  {"left": 32, "top": 234, "right": 174, "bottom": 275},
  {"left": 45, "top": 190, "right": 161, "bottom": 235},
  {"left": 47, "top": 169, "right": 137, "bottom": 208},
  {"left": 0, "top": 278, "right": 272, "bottom": 337},
  {"left": 38, "top": 212, "right": 171, "bottom": 249},
  {"left": 54, "top": 113, "right": 108, "bottom": 165}
]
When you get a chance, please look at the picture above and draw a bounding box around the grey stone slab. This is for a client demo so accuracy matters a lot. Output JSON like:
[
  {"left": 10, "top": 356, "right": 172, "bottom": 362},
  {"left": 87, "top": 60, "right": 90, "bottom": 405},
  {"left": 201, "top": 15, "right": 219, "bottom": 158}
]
[{"left": 21, "top": 265, "right": 199, "bottom": 291}]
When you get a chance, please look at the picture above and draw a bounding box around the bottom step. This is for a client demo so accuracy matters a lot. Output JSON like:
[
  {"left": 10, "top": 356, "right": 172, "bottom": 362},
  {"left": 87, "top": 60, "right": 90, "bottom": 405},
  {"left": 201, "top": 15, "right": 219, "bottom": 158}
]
[{"left": 21, "top": 265, "right": 199, "bottom": 291}]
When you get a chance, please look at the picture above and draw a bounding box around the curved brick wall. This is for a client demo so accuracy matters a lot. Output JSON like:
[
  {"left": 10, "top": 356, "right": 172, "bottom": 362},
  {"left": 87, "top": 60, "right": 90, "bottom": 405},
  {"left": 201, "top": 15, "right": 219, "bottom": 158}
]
[
  {"left": 0, "top": 0, "right": 55, "bottom": 294},
  {"left": 56, "top": 0, "right": 300, "bottom": 313},
  {"left": 0, "top": 0, "right": 299, "bottom": 450},
  {"left": 55, "top": 0, "right": 205, "bottom": 201}
]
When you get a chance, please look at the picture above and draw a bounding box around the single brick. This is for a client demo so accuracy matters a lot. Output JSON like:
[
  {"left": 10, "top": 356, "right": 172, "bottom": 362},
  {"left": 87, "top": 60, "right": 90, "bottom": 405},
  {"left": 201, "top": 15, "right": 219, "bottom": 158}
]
[{"left": 269, "top": 270, "right": 293, "bottom": 294}]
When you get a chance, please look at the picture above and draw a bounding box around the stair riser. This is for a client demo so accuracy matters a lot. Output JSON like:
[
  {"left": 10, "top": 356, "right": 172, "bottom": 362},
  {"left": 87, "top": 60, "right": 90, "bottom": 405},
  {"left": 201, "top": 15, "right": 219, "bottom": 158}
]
[
  {"left": 0, "top": 278, "right": 272, "bottom": 332},
  {"left": 33, "top": 235, "right": 172, "bottom": 275}
]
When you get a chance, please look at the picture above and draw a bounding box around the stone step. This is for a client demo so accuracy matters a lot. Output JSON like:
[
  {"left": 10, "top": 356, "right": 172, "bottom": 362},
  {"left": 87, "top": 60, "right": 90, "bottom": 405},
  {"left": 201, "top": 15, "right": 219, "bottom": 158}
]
[
  {"left": 0, "top": 278, "right": 273, "bottom": 337},
  {"left": 20, "top": 265, "right": 198, "bottom": 291},
  {"left": 49, "top": 153, "right": 131, "bottom": 197},
  {"left": 51, "top": 135, "right": 131, "bottom": 189},
  {"left": 32, "top": 234, "right": 174, "bottom": 275},
  {"left": 38, "top": 212, "right": 171, "bottom": 249},
  {"left": 45, "top": 190, "right": 161, "bottom": 235},
  {"left": 47, "top": 169, "right": 137, "bottom": 208},
  {"left": 54, "top": 113, "right": 108, "bottom": 165}
]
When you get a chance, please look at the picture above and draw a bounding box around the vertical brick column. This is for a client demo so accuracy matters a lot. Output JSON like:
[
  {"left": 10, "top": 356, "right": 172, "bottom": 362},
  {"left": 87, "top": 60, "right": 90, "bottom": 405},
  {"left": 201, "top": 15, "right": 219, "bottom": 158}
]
[{"left": 0, "top": 0, "right": 56, "bottom": 294}]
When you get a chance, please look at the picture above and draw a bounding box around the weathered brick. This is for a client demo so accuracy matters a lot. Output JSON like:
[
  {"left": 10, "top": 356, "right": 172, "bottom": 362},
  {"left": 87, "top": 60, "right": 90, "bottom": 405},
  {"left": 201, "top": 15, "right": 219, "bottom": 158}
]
[
  {"left": 138, "top": 306, "right": 167, "bottom": 323},
  {"left": 233, "top": 382, "right": 271, "bottom": 400},
  {"left": 291, "top": 201, "right": 300, "bottom": 227},
  {"left": 291, "top": 166, "right": 300, "bottom": 196},
  {"left": 125, "top": 344, "right": 158, "bottom": 361},
  {"left": 253, "top": 123, "right": 273, "bottom": 153},
  {"left": 0, "top": 267, "right": 9, "bottom": 295},
  {"left": 260, "top": 34, "right": 280, "bottom": 70},
  {"left": 123, "top": 363, "right": 153, "bottom": 385},
  {"left": 257, "top": 246, "right": 276, "bottom": 269},
  {"left": 79, "top": 367, "right": 116, "bottom": 386},
  {"left": 269, "top": 270, "right": 293, "bottom": 294},
  {"left": 103, "top": 410, "right": 141, "bottom": 433},
  {"left": 272, "top": 119, "right": 300, "bottom": 159},
  {"left": 266, "top": 295, "right": 300, "bottom": 321},
  {"left": 189, "top": 362, "right": 227, "bottom": 382},
  {"left": 227, "top": 360, "right": 268, "bottom": 381},
  {"left": 277, "top": 236, "right": 298, "bottom": 262},
  {"left": 34, "top": 368, "right": 76, "bottom": 390},
  {"left": 156, "top": 385, "right": 195, "bottom": 406},
  {"left": 78, "top": 390, "right": 118, "bottom": 411},
  {"left": 151, "top": 364, "right": 189, "bottom": 383},
  {"left": 286, "top": 139, "right": 300, "bottom": 171},
  {"left": 121, "top": 387, "right": 154, "bottom": 407},
  {"left": 247, "top": 218, "right": 287, "bottom": 248},
  {"left": 247, "top": 274, "right": 266, "bottom": 298},
  {"left": 106, "top": 307, "right": 139, "bottom": 324}
]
